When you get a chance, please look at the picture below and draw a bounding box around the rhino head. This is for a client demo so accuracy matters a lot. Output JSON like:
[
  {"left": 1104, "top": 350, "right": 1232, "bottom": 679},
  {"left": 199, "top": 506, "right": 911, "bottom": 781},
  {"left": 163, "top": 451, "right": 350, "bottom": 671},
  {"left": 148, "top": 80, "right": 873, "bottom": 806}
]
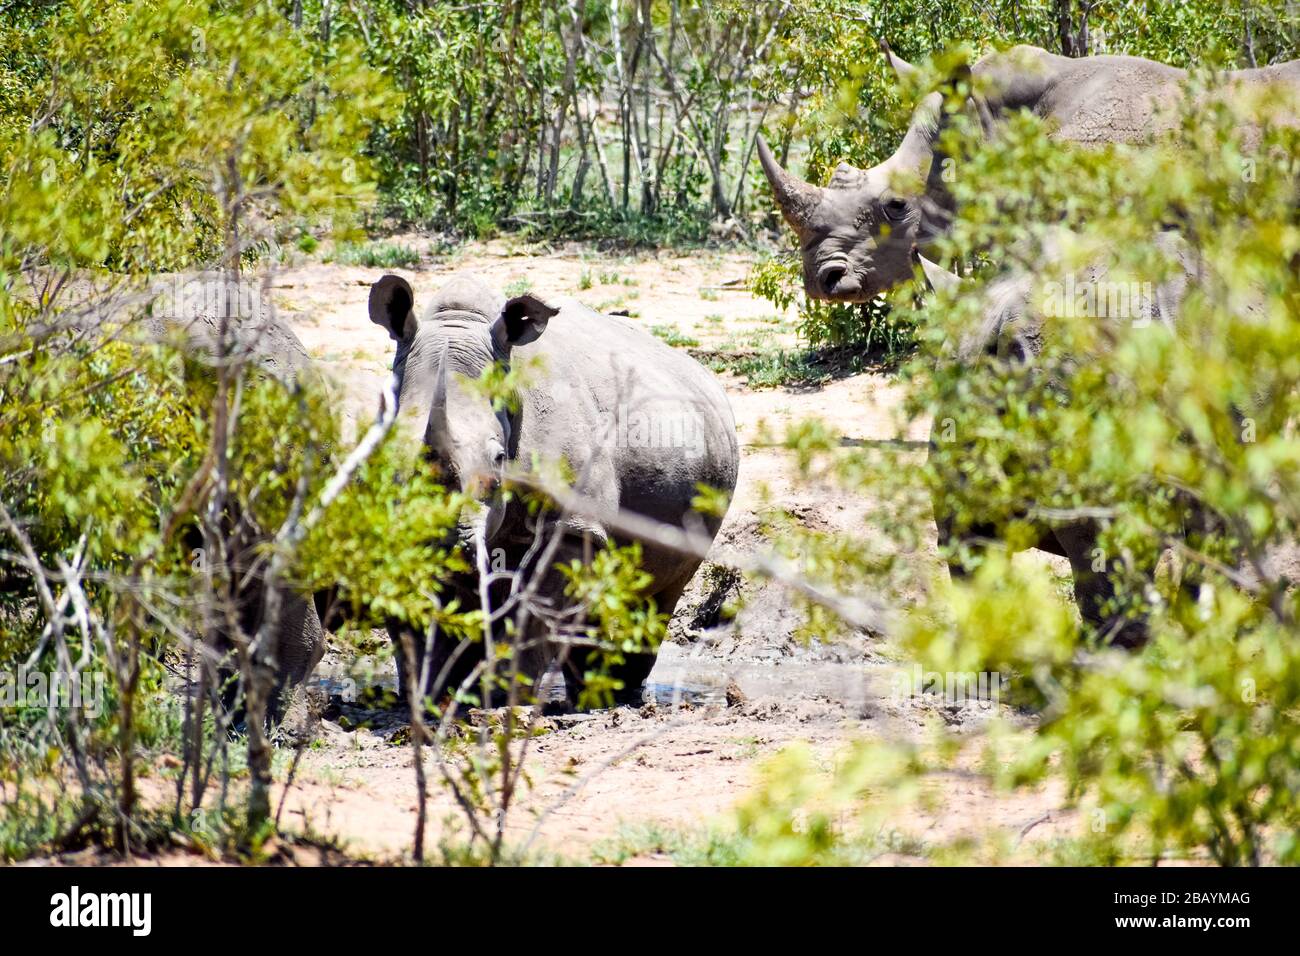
[
  {"left": 758, "top": 43, "right": 1044, "bottom": 301},
  {"left": 758, "top": 124, "right": 950, "bottom": 301},
  {"left": 368, "top": 273, "right": 559, "bottom": 544}
]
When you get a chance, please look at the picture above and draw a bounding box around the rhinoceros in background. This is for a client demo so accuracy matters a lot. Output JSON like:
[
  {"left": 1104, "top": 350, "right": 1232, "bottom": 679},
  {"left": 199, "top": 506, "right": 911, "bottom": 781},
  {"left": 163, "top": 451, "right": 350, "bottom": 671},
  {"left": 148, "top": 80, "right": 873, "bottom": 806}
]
[
  {"left": 368, "top": 272, "right": 739, "bottom": 706},
  {"left": 137, "top": 287, "right": 328, "bottom": 718},
  {"left": 757, "top": 43, "right": 1300, "bottom": 302},
  {"left": 913, "top": 238, "right": 1200, "bottom": 646}
]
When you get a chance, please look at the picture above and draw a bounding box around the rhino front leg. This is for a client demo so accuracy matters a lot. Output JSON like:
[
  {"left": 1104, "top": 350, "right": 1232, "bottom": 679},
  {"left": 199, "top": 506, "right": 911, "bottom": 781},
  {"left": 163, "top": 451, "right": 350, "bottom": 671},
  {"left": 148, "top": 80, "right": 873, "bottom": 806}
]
[
  {"left": 932, "top": 484, "right": 1005, "bottom": 581},
  {"left": 935, "top": 504, "right": 974, "bottom": 581},
  {"left": 933, "top": 482, "right": 1071, "bottom": 580},
  {"left": 554, "top": 541, "right": 689, "bottom": 710},
  {"left": 605, "top": 573, "right": 694, "bottom": 707},
  {"left": 215, "top": 585, "right": 326, "bottom": 727},
  {"left": 263, "top": 589, "right": 326, "bottom": 725},
  {"left": 389, "top": 617, "right": 486, "bottom": 709},
  {"left": 1052, "top": 523, "right": 1148, "bottom": 648},
  {"left": 509, "top": 530, "right": 657, "bottom": 710},
  {"left": 272, "top": 589, "right": 326, "bottom": 687}
]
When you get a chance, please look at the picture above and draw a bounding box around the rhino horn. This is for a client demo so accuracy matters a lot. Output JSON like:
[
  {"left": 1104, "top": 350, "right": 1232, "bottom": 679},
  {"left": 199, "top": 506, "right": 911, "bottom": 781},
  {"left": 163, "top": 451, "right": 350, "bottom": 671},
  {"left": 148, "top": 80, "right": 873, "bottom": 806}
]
[
  {"left": 915, "top": 253, "right": 964, "bottom": 294},
  {"left": 429, "top": 340, "right": 450, "bottom": 439},
  {"left": 756, "top": 133, "right": 824, "bottom": 237},
  {"left": 878, "top": 39, "right": 917, "bottom": 79}
]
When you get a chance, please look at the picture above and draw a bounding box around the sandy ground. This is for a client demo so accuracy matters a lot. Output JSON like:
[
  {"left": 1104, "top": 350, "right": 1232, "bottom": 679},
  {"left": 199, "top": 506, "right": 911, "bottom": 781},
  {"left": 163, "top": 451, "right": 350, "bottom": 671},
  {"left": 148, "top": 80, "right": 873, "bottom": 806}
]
[{"left": 246, "top": 236, "right": 1075, "bottom": 864}]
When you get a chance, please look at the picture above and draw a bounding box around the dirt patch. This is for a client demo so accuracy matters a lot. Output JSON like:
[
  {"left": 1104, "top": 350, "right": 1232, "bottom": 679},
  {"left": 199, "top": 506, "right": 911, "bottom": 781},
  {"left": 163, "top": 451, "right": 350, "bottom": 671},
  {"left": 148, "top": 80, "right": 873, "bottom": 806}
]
[{"left": 268, "top": 691, "right": 1071, "bottom": 864}]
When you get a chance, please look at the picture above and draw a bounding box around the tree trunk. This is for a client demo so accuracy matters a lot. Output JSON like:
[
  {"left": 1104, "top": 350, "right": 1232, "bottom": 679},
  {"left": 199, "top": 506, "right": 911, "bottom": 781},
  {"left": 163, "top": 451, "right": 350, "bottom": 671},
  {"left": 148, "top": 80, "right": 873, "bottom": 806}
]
[
  {"left": 638, "top": 0, "right": 654, "bottom": 214},
  {"left": 546, "top": 0, "right": 582, "bottom": 205},
  {"left": 1056, "top": 0, "right": 1092, "bottom": 57}
]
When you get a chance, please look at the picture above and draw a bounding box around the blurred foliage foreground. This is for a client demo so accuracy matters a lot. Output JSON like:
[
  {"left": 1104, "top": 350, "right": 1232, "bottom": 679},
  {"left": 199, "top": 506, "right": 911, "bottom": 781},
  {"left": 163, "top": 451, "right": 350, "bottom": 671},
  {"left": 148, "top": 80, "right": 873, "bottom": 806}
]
[{"left": 2, "top": 0, "right": 1300, "bottom": 866}]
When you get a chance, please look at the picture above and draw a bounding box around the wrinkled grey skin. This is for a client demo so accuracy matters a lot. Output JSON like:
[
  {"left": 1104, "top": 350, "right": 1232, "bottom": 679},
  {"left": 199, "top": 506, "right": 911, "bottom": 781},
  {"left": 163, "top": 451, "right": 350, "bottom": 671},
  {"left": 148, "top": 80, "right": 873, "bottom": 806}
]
[
  {"left": 369, "top": 272, "right": 739, "bottom": 705},
  {"left": 759, "top": 43, "right": 1300, "bottom": 302},
  {"left": 917, "top": 236, "right": 1198, "bottom": 646},
  {"left": 139, "top": 300, "right": 327, "bottom": 709}
]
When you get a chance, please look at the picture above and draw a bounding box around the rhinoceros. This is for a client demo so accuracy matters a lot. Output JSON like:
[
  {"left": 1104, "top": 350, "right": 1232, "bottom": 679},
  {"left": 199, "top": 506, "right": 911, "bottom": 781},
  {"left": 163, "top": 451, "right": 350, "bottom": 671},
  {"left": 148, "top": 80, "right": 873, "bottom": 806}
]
[
  {"left": 138, "top": 286, "right": 328, "bottom": 717},
  {"left": 758, "top": 43, "right": 1300, "bottom": 302},
  {"left": 367, "top": 272, "right": 739, "bottom": 706},
  {"left": 759, "top": 44, "right": 1297, "bottom": 644},
  {"left": 914, "top": 237, "right": 1201, "bottom": 646}
]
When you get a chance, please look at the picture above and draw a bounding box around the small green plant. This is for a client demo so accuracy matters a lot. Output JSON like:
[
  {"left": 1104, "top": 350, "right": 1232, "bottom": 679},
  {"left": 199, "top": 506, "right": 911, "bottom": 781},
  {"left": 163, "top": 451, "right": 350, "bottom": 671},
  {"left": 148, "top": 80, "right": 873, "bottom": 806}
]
[
  {"left": 730, "top": 349, "right": 829, "bottom": 388},
  {"left": 589, "top": 822, "right": 749, "bottom": 866},
  {"left": 331, "top": 241, "right": 420, "bottom": 269},
  {"left": 650, "top": 324, "right": 701, "bottom": 348},
  {"left": 749, "top": 255, "right": 912, "bottom": 353}
]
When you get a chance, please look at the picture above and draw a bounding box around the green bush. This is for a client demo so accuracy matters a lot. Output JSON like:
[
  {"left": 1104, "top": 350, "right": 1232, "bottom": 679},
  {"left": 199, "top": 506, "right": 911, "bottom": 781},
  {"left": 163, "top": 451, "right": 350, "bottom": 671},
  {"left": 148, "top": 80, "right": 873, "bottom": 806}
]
[{"left": 330, "top": 241, "right": 420, "bottom": 269}]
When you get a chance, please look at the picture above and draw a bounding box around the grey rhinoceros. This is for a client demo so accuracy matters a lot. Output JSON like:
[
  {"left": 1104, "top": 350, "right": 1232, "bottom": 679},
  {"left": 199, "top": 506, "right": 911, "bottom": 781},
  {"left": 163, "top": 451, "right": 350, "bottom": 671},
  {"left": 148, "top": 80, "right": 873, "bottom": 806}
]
[
  {"left": 759, "top": 43, "right": 1298, "bottom": 645},
  {"left": 758, "top": 43, "right": 1300, "bottom": 302},
  {"left": 367, "top": 272, "right": 739, "bottom": 706},
  {"left": 913, "top": 238, "right": 1201, "bottom": 646},
  {"left": 139, "top": 287, "right": 327, "bottom": 716}
]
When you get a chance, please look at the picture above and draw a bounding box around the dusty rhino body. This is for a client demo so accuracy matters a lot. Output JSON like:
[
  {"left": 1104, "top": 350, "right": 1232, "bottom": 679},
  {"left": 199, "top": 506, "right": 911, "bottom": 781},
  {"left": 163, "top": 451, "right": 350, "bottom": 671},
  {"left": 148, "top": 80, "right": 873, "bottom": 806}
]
[
  {"left": 758, "top": 44, "right": 1297, "bottom": 645},
  {"left": 368, "top": 273, "right": 739, "bottom": 705},
  {"left": 139, "top": 291, "right": 328, "bottom": 713},
  {"left": 758, "top": 43, "right": 1300, "bottom": 302},
  {"left": 916, "top": 236, "right": 1209, "bottom": 646}
]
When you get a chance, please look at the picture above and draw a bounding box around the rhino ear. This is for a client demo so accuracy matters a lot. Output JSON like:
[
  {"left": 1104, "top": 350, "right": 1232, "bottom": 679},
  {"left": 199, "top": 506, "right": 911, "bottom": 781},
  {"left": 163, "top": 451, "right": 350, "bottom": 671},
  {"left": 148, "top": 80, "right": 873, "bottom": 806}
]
[
  {"left": 369, "top": 274, "right": 416, "bottom": 343},
  {"left": 879, "top": 39, "right": 917, "bottom": 80},
  {"left": 493, "top": 294, "right": 558, "bottom": 348}
]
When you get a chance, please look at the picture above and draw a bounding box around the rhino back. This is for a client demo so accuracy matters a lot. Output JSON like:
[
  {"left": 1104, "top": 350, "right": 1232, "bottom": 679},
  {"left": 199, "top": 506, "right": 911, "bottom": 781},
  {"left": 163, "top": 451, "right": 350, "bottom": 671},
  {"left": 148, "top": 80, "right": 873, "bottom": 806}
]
[
  {"left": 512, "top": 300, "right": 738, "bottom": 530},
  {"left": 991, "top": 47, "right": 1300, "bottom": 146},
  {"left": 1050, "top": 64, "right": 1184, "bottom": 144},
  {"left": 144, "top": 311, "right": 316, "bottom": 389}
]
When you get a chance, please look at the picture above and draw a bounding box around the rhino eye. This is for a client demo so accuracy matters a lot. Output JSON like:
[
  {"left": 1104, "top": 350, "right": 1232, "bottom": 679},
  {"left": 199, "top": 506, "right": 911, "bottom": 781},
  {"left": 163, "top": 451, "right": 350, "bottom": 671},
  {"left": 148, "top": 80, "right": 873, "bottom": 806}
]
[{"left": 882, "top": 198, "right": 909, "bottom": 222}]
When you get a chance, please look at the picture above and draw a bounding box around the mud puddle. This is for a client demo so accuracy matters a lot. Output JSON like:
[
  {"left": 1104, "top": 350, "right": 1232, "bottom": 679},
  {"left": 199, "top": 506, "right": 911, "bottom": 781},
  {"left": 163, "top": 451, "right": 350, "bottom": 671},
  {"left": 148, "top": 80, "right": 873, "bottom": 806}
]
[
  {"left": 646, "top": 642, "right": 886, "bottom": 706},
  {"left": 313, "top": 641, "right": 890, "bottom": 711}
]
